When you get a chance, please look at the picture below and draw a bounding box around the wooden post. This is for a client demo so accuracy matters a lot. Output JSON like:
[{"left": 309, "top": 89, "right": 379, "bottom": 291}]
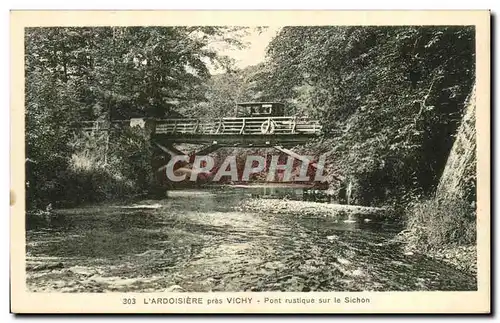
[
  {"left": 173, "top": 120, "right": 178, "bottom": 133},
  {"left": 104, "top": 124, "right": 109, "bottom": 166},
  {"left": 240, "top": 118, "right": 246, "bottom": 134},
  {"left": 274, "top": 146, "right": 316, "bottom": 168},
  {"left": 194, "top": 119, "right": 200, "bottom": 133}
]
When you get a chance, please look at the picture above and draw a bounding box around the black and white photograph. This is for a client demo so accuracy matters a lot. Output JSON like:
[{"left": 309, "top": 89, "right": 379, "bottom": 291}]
[{"left": 10, "top": 9, "right": 490, "bottom": 314}]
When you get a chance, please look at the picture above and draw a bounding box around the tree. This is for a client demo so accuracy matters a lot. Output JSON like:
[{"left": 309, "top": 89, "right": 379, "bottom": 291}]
[
  {"left": 257, "top": 26, "right": 475, "bottom": 205},
  {"left": 25, "top": 26, "right": 248, "bottom": 208}
]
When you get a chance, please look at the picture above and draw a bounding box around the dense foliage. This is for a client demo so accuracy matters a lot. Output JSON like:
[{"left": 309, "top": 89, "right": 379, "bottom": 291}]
[
  {"left": 187, "top": 64, "right": 265, "bottom": 119},
  {"left": 251, "top": 26, "right": 475, "bottom": 206},
  {"left": 25, "top": 26, "right": 245, "bottom": 208}
]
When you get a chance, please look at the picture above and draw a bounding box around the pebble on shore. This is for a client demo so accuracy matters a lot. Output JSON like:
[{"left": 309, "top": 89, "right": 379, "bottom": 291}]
[{"left": 239, "top": 198, "right": 392, "bottom": 220}]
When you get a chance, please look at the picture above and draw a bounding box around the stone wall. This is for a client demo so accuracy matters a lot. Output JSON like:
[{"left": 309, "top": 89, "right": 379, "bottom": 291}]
[{"left": 435, "top": 84, "right": 476, "bottom": 203}]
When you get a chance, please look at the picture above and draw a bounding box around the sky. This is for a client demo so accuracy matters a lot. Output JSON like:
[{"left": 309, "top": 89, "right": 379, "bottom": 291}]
[{"left": 208, "top": 26, "right": 282, "bottom": 74}]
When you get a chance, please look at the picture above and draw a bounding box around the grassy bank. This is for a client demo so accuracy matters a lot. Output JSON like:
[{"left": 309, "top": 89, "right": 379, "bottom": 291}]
[{"left": 397, "top": 198, "right": 476, "bottom": 274}]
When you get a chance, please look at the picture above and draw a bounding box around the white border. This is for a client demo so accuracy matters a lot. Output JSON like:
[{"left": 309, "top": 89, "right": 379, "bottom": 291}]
[{"left": 3, "top": 1, "right": 497, "bottom": 322}]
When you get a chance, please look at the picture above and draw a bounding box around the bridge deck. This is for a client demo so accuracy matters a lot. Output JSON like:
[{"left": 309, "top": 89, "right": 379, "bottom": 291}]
[
  {"left": 76, "top": 117, "right": 322, "bottom": 148},
  {"left": 154, "top": 116, "right": 322, "bottom": 136},
  {"left": 153, "top": 116, "right": 321, "bottom": 147}
]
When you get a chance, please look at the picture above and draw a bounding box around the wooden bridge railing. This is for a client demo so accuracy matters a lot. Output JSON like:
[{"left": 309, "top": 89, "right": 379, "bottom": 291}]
[
  {"left": 74, "top": 117, "right": 322, "bottom": 137},
  {"left": 155, "top": 117, "right": 322, "bottom": 136}
]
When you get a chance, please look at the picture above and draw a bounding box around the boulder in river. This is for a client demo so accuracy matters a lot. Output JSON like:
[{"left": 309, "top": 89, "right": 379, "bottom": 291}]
[{"left": 165, "top": 285, "right": 185, "bottom": 292}]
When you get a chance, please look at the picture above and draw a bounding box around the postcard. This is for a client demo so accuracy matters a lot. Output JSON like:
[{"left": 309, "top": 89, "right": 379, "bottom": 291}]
[{"left": 10, "top": 9, "right": 490, "bottom": 314}]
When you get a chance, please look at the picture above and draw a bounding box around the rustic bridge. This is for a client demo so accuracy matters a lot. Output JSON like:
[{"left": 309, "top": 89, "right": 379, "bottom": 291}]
[
  {"left": 78, "top": 114, "right": 322, "bottom": 165},
  {"left": 149, "top": 115, "right": 322, "bottom": 160},
  {"left": 77, "top": 102, "right": 325, "bottom": 190},
  {"left": 156, "top": 115, "right": 319, "bottom": 144}
]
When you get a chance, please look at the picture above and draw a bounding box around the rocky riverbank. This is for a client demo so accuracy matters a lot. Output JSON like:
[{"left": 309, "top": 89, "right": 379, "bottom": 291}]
[
  {"left": 425, "top": 246, "right": 477, "bottom": 275},
  {"left": 237, "top": 198, "right": 396, "bottom": 221},
  {"left": 393, "top": 229, "right": 477, "bottom": 275}
]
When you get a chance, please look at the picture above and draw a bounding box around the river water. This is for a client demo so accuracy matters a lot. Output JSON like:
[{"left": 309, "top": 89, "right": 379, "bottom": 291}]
[{"left": 26, "top": 187, "right": 476, "bottom": 292}]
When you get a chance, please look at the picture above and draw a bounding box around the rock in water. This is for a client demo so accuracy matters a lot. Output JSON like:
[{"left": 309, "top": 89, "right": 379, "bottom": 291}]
[
  {"left": 337, "top": 257, "right": 351, "bottom": 265},
  {"left": 165, "top": 285, "right": 185, "bottom": 292},
  {"left": 69, "top": 266, "right": 98, "bottom": 277},
  {"left": 351, "top": 269, "right": 364, "bottom": 277},
  {"left": 118, "top": 204, "right": 162, "bottom": 210},
  {"left": 30, "top": 262, "right": 64, "bottom": 271}
]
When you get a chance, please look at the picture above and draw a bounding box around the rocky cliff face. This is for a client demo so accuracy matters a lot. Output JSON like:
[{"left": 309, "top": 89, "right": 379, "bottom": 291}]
[{"left": 436, "top": 84, "right": 476, "bottom": 204}]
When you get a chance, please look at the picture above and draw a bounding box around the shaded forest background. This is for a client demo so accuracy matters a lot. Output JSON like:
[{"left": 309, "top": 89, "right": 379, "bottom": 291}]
[{"left": 25, "top": 26, "right": 476, "bottom": 251}]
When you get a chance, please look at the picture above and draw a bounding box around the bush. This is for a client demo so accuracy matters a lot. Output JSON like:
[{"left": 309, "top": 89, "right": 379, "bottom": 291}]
[
  {"left": 405, "top": 197, "right": 476, "bottom": 251},
  {"left": 55, "top": 167, "right": 138, "bottom": 207},
  {"left": 26, "top": 123, "right": 156, "bottom": 210}
]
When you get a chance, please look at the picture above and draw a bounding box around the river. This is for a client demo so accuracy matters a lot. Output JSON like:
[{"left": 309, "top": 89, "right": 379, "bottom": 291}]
[{"left": 25, "top": 187, "right": 477, "bottom": 292}]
